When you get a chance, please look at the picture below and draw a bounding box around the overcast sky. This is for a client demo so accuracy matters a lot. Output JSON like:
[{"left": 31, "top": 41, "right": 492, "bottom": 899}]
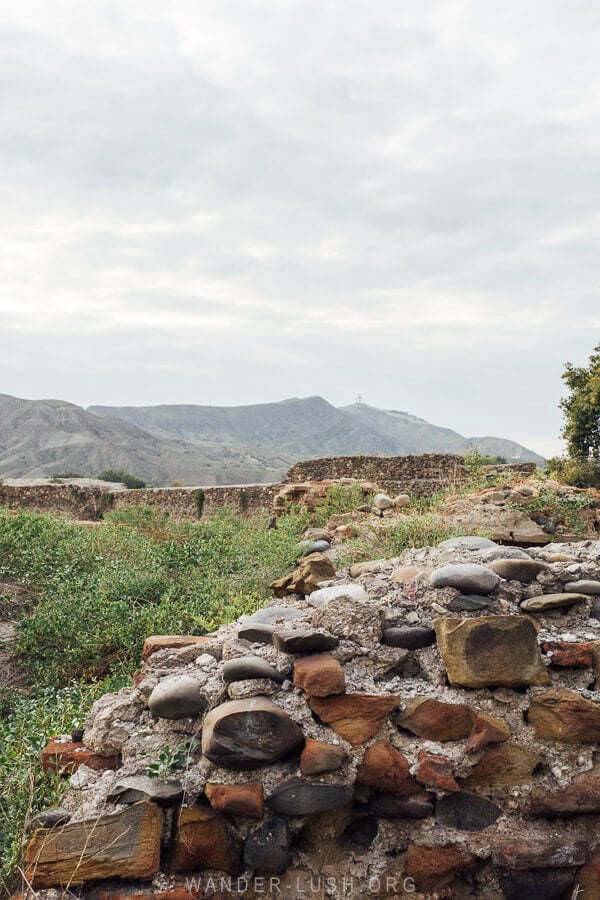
[{"left": 2, "top": 1, "right": 600, "bottom": 457}]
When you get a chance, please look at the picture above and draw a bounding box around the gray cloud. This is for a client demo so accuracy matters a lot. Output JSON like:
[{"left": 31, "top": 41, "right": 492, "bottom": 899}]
[{"left": 1, "top": 1, "right": 600, "bottom": 456}]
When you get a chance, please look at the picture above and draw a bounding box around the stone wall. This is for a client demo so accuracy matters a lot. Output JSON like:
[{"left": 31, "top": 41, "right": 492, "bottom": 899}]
[
  {"left": 0, "top": 484, "right": 276, "bottom": 521},
  {"left": 286, "top": 453, "right": 469, "bottom": 497},
  {"left": 22, "top": 537, "right": 600, "bottom": 898}
]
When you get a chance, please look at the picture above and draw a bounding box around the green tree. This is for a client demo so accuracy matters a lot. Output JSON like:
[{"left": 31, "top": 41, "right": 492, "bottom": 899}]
[{"left": 560, "top": 343, "right": 600, "bottom": 459}]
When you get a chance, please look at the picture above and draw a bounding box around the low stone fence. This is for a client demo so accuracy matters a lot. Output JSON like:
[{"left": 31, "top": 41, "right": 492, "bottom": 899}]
[
  {"left": 0, "top": 483, "right": 276, "bottom": 521},
  {"left": 286, "top": 453, "right": 469, "bottom": 497}
]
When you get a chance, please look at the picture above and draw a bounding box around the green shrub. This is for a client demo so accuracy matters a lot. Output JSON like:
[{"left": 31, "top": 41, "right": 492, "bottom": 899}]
[
  {"left": 97, "top": 469, "right": 147, "bottom": 489},
  {"left": 546, "top": 456, "right": 600, "bottom": 489},
  {"left": 0, "top": 677, "right": 127, "bottom": 894}
]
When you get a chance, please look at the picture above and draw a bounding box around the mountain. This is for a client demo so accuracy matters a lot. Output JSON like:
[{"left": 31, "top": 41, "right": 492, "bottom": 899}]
[
  {"left": 0, "top": 394, "right": 285, "bottom": 485},
  {"left": 89, "top": 396, "right": 546, "bottom": 471},
  {"left": 0, "top": 393, "right": 544, "bottom": 486}
]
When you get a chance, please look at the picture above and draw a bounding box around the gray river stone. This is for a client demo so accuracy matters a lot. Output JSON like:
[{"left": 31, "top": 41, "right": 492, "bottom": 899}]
[
  {"left": 368, "top": 793, "right": 434, "bottom": 819},
  {"left": 430, "top": 564, "right": 501, "bottom": 595},
  {"left": 27, "top": 807, "right": 71, "bottom": 831},
  {"left": 266, "top": 776, "right": 353, "bottom": 815},
  {"left": 202, "top": 698, "right": 304, "bottom": 769},
  {"left": 448, "top": 594, "right": 494, "bottom": 612},
  {"left": 302, "top": 539, "right": 331, "bottom": 556},
  {"left": 148, "top": 674, "right": 206, "bottom": 720},
  {"left": 486, "top": 559, "right": 549, "bottom": 582},
  {"left": 436, "top": 791, "right": 501, "bottom": 831},
  {"left": 565, "top": 580, "right": 600, "bottom": 595},
  {"left": 237, "top": 623, "right": 275, "bottom": 645},
  {"left": 107, "top": 775, "right": 183, "bottom": 807},
  {"left": 520, "top": 593, "right": 589, "bottom": 612},
  {"left": 248, "top": 606, "right": 306, "bottom": 625},
  {"left": 382, "top": 626, "right": 436, "bottom": 649},
  {"left": 243, "top": 816, "right": 291, "bottom": 874},
  {"left": 273, "top": 627, "right": 339, "bottom": 653},
  {"left": 222, "top": 656, "right": 287, "bottom": 684},
  {"left": 479, "top": 546, "right": 532, "bottom": 562},
  {"left": 438, "top": 536, "right": 497, "bottom": 550}
]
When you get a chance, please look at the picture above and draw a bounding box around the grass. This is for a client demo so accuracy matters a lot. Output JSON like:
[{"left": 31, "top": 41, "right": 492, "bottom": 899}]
[
  {"left": 0, "top": 477, "right": 533, "bottom": 889},
  {"left": 0, "top": 502, "right": 314, "bottom": 891}
]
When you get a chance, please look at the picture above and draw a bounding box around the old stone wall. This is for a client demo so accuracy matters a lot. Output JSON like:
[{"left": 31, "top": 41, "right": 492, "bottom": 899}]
[
  {"left": 23, "top": 537, "right": 600, "bottom": 899},
  {"left": 0, "top": 484, "right": 276, "bottom": 521},
  {"left": 286, "top": 453, "right": 469, "bottom": 497}
]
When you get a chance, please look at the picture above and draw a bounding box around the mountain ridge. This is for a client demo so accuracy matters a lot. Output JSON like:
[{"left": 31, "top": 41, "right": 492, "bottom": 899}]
[{"left": 0, "top": 392, "right": 545, "bottom": 485}]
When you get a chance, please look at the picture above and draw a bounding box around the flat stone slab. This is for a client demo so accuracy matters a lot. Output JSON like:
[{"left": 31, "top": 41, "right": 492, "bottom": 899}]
[
  {"left": 148, "top": 674, "right": 207, "bottom": 720},
  {"left": 520, "top": 592, "right": 589, "bottom": 612},
  {"left": 463, "top": 742, "right": 542, "bottom": 788},
  {"left": 435, "top": 791, "right": 501, "bottom": 831},
  {"left": 107, "top": 776, "right": 183, "bottom": 807},
  {"left": 479, "top": 547, "right": 532, "bottom": 562},
  {"left": 237, "top": 623, "right": 275, "bottom": 644},
  {"left": 273, "top": 627, "right": 338, "bottom": 653},
  {"left": 434, "top": 616, "right": 550, "bottom": 688},
  {"left": 397, "top": 698, "right": 472, "bottom": 742},
  {"left": 309, "top": 693, "right": 400, "bottom": 745},
  {"left": 528, "top": 687, "right": 600, "bottom": 742},
  {"left": 266, "top": 776, "right": 353, "bottom": 815},
  {"left": 202, "top": 698, "right": 304, "bottom": 769},
  {"left": 25, "top": 801, "right": 162, "bottom": 888},
  {"left": 430, "top": 564, "right": 501, "bottom": 595},
  {"left": 308, "top": 583, "right": 368, "bottom": 606},
  {"left": 222, "top": 656, "right": 287, "bottom": 684}
]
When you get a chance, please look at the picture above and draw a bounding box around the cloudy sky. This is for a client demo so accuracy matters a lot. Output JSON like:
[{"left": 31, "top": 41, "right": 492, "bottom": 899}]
[{"left": 2, "top": 1, "right": 600, "bottom": 457}]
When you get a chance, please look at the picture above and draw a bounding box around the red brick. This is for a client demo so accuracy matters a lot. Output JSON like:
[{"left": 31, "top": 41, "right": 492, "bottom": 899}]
[
  {"left": 41, "top": 736, "right": 119, "bottom": 776},
  {"left": 309, "top": 694, "right": 400, "bottom": 745},
  {"left": 542, "top": 640, "right": 593, "bottom": 668},
  {"left": 416, "top": 750, "right": 459, "bottom": 792},
  {"left": 293, "top": 653, "right": 345, "bottom": 697},
  {"left": 406, "top": 843, "right": 479, "bottom": 891},
  {"left": 142, "top": 635, "right": 214, "bottom": 662},
  {"left": 300, "top": 738, "right": 349, "bottom": 775},
  {"left": 205, "top": 782, "right": 263, "bottom": 818},
  {"left": 357, "top": 741, "right": 420, "bottom": 795}
]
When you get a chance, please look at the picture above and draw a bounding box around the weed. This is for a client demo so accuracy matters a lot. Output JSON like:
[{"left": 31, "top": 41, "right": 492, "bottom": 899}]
[{"left": 147, "top": 737, "right": 199, "bottom": 778}]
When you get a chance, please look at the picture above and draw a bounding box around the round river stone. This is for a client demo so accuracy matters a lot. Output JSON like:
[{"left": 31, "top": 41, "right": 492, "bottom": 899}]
[{"left": 202, "top": 698, "right": 304, "bottom": 769}]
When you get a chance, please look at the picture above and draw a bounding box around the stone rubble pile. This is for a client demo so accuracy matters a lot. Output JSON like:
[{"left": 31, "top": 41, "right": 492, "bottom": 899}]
[{"left": 20, "top": 534, "right": 600, "bottom": 899}]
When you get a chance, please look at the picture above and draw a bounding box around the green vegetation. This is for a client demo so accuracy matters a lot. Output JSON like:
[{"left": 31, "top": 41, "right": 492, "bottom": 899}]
[
  {"left": 147, "top": 737, "right": 199, "bottom": 779},
  {"left": 463, "top": 446, "right": 507, "bottom": 468},
  {"left": 97, "top": 468, "right": 147, "bottom": 489},
  {"left": 546, "top": 456, "right": 600, "bottom": 489},
  {"left": 0, "top": 676, "right": 126, "bottom": 894},
  {"left": 0, "top": 503, "right": 311, "bottom": 890},
  {"left": 560, "top": 342, "right": 600, "bottom": 461},
  {"left": 508, "top": 487, "right": 593, "bottom": 535}
]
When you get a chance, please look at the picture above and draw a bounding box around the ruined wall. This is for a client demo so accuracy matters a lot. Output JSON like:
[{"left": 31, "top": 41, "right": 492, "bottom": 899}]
[
  {"left": 0, "top": 484, "right": 276, "bottom": 521},
  {"left": 23, "top": 538, "right": 600, "bottom": 899},
  {"left": 286, "top": 453, "right": 469, "bottom": 497}
]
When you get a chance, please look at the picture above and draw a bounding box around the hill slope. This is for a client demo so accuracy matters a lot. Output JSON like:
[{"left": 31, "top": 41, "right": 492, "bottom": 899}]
[
  {"left": 0, "top": 393, "right": 544, "bottom": 485},
  {"left": 0, "top": 395, "right": 286, "bottom": 485},
  {"left": 89, "top": 396, "right": 546, "bottom": 467}
]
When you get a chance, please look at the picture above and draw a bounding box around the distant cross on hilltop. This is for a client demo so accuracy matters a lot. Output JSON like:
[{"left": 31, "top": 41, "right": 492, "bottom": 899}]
[{"left": 357, "top": 394, "right": 363, "bottom": 405}]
